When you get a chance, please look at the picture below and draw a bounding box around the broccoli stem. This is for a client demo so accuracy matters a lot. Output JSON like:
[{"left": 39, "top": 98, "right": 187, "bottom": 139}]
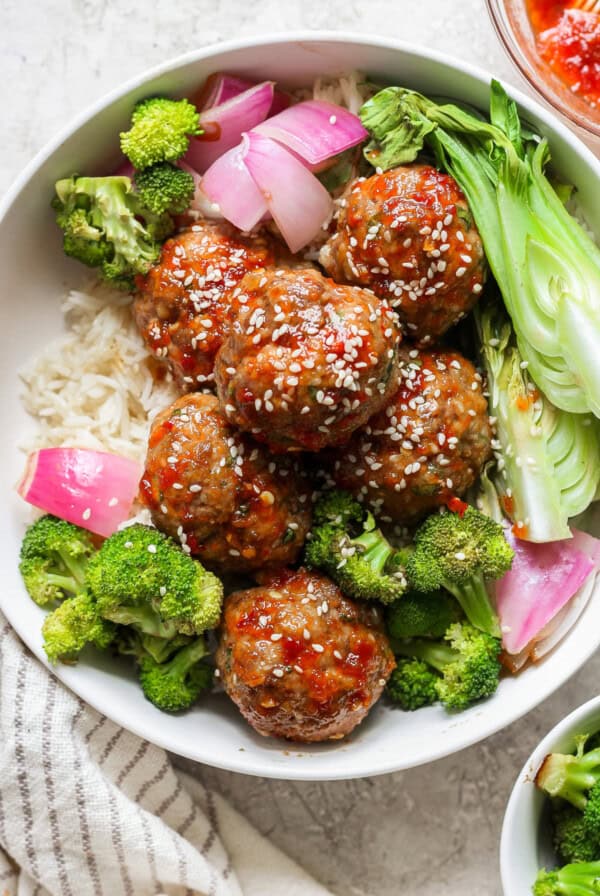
[
  {"left": 534, "top": 861, "right": 600, "bottom": 896},
  {"left": 442, "top": 572, "right": 501, "bottom": 638},
  {"left": 537, "top": 747, "right": 600, "bottom": 811},
  {"left": 45, "top": 572, "right": 81, "bottom": 595},
  {"left": 103, "top": 604, "right": 179, "bottom": 640},
  {"left": 394, "top": 639, "right": 456, "bottom": 673},
  {"left": 58, "top": 551, "right": 88, "bottom": 587},
  {"left": 169, "top": 637, "right": 207, "bottom": 672},
  {"left": 353, "top": 527, "right": 393, "bottom": 574}
]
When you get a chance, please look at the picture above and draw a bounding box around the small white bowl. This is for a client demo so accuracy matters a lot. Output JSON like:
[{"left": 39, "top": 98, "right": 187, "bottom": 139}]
[{"left": 501, "top": 696, "right": 600, "bottom": 895}]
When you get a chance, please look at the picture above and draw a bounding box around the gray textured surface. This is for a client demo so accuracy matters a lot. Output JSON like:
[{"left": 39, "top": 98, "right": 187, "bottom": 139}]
[{"left": 4, "top": 2, "right": 599, "bottom": 893}]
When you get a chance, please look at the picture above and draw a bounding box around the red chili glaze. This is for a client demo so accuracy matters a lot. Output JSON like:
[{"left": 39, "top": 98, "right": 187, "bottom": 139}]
[
  {"left": 141, "top": 393, "right": 312, "bottom": 575},
  {"left": 133, "top": 222, "right": 285, "bottom": 391},
  {"left": 330, "top": 346, "right": 492, "bottom": 524},
  {"left": 216, "top": 568, "right": 395, "bottom": 742},
  {"left": 527, "top": 0, "right": 600, "bottom": 108},
  {"left": 214, "top": 267, "right": 402, "bottom": 453},
  {"left": 320, "top": 165, "right": 486, "bottom": 344},
  {"left": 446, "top": 495, "right": 469, "bottom": 517}
]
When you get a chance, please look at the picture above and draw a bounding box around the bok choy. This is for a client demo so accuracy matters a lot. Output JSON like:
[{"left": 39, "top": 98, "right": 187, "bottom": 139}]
[
  {"left": 360, "top": 81, "right": 600, "bottom": 418},
  {"left": 476, "top": 301, "right": 600, "bottom": 543}
]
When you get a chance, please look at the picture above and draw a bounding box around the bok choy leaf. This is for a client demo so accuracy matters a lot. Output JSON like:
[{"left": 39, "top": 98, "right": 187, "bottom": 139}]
[{"left": 476, "top": 300, "right": 600, "bottom": 542}]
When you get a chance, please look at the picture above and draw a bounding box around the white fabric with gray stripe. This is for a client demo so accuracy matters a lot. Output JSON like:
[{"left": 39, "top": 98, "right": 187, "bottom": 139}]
[{"left": 0, "top": 616, "right": 333, "bottom": 896}]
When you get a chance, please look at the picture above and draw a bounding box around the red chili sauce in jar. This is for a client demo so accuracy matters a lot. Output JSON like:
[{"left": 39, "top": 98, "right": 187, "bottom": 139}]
[{"left": 527, "top": 0, "right": 600, "bottom": 109}]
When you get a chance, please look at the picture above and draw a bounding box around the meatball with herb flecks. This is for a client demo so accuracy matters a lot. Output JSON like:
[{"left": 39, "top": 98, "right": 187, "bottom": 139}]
[
  {"left": 329, "top": 347, "right": 492, "bottom": 523},
  {"left": 133, "top": 221, "right": 284, "bottom": 390},
  {"left": 214, "top": 267, "right": 402, "bottom": 453},
  {"left": 216, "top": 568, "right": 395, "bottom": 742},
  {"left": 319, "top": 165, "right": 486, "bottom": 344},
  {"left": 139, "top": 393, "right": 312, "bottom": 574}
]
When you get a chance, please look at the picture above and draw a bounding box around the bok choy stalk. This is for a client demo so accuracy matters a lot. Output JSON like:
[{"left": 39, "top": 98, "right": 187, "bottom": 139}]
[
  {"left": 360, "top": 81, "right": 600, "bottom": 418},
  {"left": 476, "top": 300, "right": 600, "bottom": 542}
]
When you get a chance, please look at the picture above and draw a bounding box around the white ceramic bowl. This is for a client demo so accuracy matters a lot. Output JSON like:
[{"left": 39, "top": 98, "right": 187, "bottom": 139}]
[
  {"left": 3, "top": 33, "right": 600, "bottom": 781},
  {"left": 501, "top": 696, "right": 600, "bottom": 895}
]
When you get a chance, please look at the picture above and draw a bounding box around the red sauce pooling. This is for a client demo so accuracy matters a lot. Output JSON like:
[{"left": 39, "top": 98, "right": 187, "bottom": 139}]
[{"left": 527, "top": 0, "right": 600, "bottom": 109}]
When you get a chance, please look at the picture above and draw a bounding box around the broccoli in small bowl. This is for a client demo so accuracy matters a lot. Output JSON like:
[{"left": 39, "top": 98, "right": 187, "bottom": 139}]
[{"left": 501, "top": 700, "right": 600, "bottom": 895}]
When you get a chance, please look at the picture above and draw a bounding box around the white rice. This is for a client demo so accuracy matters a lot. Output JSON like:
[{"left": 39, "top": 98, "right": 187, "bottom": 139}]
[
  {"left": 305, "top": 71, "right": 374, "bottom": 114},
  {"left": 20, "top": 281, "right": 177, "bottom": 462}
]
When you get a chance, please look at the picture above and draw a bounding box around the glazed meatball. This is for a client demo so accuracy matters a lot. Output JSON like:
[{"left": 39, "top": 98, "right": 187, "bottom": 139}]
[
  {"left": 133, "top": 221, "right": 282, "bottom": 390},
  {"left": 320, "top": 165, "right": 486, "bottom": 343},
  {"left": 216, "top": 568, "right": 395, "bottom": 742},
  {"left": 139, "top": 393, "right": 312, "bottom": 573},
  {"left": 214, "top": 267, "right": 402, "bottom": 452},
  {"left": 330, "top": 348, "right": 492, "bottom": 523}
]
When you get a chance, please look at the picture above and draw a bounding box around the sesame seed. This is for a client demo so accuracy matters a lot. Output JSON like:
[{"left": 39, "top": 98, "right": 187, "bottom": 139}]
[
  {"left": 312, "top": 643, "right": 324, "bottom": 653},
  {"left": 147, "top": 544, "right": 157, "bottom": 554},
  {"left": 82, "top": 508, "right": 91, "bottom": 521},
  {"left": 455, "top": 551, "right": 466, "bottom": 560},
  {"left": 273, "top": 668, "right": 284, "bottom": 678},
  {"left": 270, "top": 633, "right": 282, "bottom": 642}
]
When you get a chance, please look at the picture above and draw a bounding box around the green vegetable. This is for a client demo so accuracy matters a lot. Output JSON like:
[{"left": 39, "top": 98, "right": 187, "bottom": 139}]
[
  {"left": 137, "top": 638, "right": 212, "bottom": 712},
  {"left": 42, "top": 591, "right": 114, "bottom": 663},
  {"left": 533, "top": 862, "right": 600, "bottom": 896},
  {"left": 85, "top": 524, "right": 223, "bottom": 637},
  {"left": 53, "top": 175, "right": 173, "bottom": 287},
  {"left": 536, "top": 737, "right": 600, "bottom": 812},
  {"left": 114, "top": 626, "right": 193, "bottom": 664},
  {"left": 312, "top": 488, "right": 365, "bottom": 528},
  {"left": 386, "top": 589, "right": 462, "bottom": 640},
  {"left": 134, "top": 162, "right": 195, "bottom": 215},
  {"left": 584, "top": 782, "right": 600, "bottom": 843},
  {"left": 477, "top": 300, "right": 600, "bottom": 542},
  {"left": 120, "top": 97, "right": 201, "bottom": 170},
  {"left": 360, "top": 80, "right": 600, "bottom": 419},
  {"left": 386, "top": 657, "right": 439, "bottom": 711},
  {"left": 19, "top": 514, "right": 95, "bottom": 607},
  {"left": 406, "top": 506, "right": 513, "bottom": 637},
  {"left": 395, "top": 622, "right": 501, "bottom": 711},
  {"left": 305, "top": 490, "right": 407, "bottom": 604},
  {"left": 552, "top": 802, "right": 600, "bottom": 865}
]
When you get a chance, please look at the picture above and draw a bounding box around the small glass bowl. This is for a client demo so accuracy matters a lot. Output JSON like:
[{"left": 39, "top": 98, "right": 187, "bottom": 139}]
[{"left": 486, "top": 0, "right": 600, "bottom": 143}]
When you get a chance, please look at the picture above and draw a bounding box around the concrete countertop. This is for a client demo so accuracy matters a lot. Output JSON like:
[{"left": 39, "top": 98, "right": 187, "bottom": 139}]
[{"left": 4, "top": 2, "right": 599, "bottom": 893}]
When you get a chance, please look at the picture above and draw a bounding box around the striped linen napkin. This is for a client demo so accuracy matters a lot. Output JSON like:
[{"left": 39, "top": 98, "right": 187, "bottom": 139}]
[{"left": 0, "top": 614, "right": 333, "bottom": 896}]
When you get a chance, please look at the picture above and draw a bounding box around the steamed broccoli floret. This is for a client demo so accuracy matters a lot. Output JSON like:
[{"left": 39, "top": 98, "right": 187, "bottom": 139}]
[
  {"left": 395, "top": 622, "right": 502, "bottom": 711},
  {"left": 312, "top": 489, "right": 365, "bottom": 528},
  {"left": 386, "top": 589, "right": 462, "bottom": 640},
  {"left": 387, "top": 658, "right": 439, "bottom": 711},
  {"left": 86, "top": 524, "right": 223, "bottom": 637},
  {"left": 533, "top": 862, "right": 600, "bottom": 896},
  {"left": 19, "top": 515, "right": 95, "bottom": 607},
  {"left": 536, "top": 737, "right": 600, "bottom": 813},
  {"left": 406, "top": 506, "right": 514, "bottom": 637},
  {"left": 134, "top": 162, "right": 195, "bottom": 215},
  {"left": 552, "top": 802, "right": 600, "bottom": 864},
  {"left": 120, "top": 97, "right": 201, "bottom": 170},
  {"left": 138, "top": 637, "right": 212, "bottom": 712},
  {"left": 53, "top": 175, "right": 173, "bottom": 287},
  {"left": 42, "top": 591, "right": 115, "bottom": 663},
  {"left": 305, "top": 490, "right": 407, "bottom": 604}
]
